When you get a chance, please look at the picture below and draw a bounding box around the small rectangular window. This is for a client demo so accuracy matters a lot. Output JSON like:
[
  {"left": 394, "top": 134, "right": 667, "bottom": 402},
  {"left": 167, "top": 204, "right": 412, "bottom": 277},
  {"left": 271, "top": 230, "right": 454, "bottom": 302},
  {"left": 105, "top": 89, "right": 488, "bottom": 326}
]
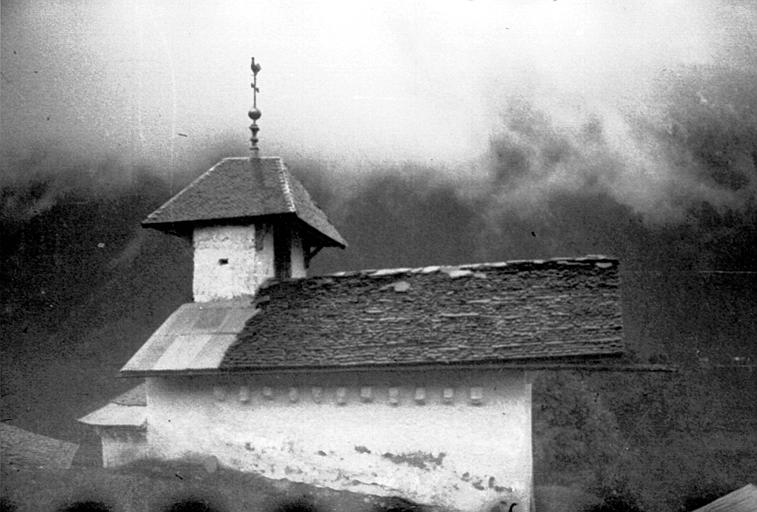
[{"left": 218, "top": 258, "right": 229, "bottom": 265}]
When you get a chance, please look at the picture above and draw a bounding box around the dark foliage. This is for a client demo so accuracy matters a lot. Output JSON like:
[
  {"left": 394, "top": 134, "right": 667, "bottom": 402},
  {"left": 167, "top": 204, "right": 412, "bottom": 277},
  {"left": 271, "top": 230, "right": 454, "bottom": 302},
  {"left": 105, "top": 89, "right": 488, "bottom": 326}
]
[
  {"left": 584, "top": 494, "right": 644, "bottom": 512},
  {"left": 162, "top": 498, "right": 223, "bottom": 512},
  {"left": 676, "top": 482, "right": 736, "bottom": 512},
  {"left": 0, "top": 497, "right": 17, "bottom": 512},
  {"left": 270, "top": 496, "right": 319, "bottom": 512},
  {"left": 56, "top": 501, "right": 112, "bottom": 512}
]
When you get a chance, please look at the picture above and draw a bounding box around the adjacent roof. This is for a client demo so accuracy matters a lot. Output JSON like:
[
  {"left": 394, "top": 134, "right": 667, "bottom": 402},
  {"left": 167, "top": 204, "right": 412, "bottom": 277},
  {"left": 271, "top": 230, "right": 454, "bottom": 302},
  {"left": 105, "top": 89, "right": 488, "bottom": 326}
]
[
  {"left": 121, "top": 301, "right": 257, "bottom": 375},
  {"left": 78, "top": 384, "right": 147, "bottom": 428},
  {"left": 121, "top": 256, "right": 624, "bottom": 376},
  {"left": 692, "top": 484, "right": 757, "bottom": 512},
  {"left": 0, "top": 424, "right": 79, "bottom": 469},
  {"left": 142, "top": 157, "right": 346, "bottom": 248},
  {"left": 112, "top": 382, "right": 147, "bottom": 406}
]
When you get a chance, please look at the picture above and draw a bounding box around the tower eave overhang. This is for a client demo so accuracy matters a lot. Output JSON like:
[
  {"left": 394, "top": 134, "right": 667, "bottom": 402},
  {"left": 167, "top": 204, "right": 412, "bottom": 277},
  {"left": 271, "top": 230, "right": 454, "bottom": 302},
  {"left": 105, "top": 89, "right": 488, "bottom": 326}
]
[{"left": 142, "top": 213, "right": 347, "bottom": 249}]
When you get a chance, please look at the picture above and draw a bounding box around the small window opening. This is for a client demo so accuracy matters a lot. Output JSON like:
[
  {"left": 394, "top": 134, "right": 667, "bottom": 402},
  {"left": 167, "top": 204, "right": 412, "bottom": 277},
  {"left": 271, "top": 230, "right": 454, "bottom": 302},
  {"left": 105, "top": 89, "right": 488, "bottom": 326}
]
[{"left": 218, "top": 258, "right": 229, "bottom": 266}]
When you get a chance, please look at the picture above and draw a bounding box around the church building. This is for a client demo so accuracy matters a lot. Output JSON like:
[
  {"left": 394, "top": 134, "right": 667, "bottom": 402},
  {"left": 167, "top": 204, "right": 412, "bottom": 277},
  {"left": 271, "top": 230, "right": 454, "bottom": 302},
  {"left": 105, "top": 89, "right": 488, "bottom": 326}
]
[{"left": 80, "top": 60, "right": 625, "bottom": 512}]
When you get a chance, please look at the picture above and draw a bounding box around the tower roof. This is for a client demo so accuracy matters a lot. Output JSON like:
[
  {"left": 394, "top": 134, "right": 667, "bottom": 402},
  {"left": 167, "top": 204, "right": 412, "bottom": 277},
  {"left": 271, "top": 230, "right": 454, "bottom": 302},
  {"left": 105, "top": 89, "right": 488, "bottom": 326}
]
[{"left": 142, "top": 156, "right": 346, "bottom": 248}]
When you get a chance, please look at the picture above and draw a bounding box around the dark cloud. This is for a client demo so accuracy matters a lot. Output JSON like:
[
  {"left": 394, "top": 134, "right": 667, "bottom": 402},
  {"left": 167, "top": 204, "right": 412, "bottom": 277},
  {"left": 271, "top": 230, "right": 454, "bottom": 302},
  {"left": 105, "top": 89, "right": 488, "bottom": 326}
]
[
  {"left": 2, "top": 61, "right": 756, "bottom": 292},
  {"left": 291, "top": 64, "right": 757, "bottom": 273}
]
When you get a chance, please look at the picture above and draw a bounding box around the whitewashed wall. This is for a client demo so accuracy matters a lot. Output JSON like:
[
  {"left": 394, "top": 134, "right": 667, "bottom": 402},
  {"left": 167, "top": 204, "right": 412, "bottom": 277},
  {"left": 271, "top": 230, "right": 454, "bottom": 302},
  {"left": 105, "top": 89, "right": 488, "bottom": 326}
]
[
  {"left": 192, "top": 224, "right": 274, "bottom": 301},
  {"left": 145, "top": 369, "right": 532, "bottom": 511},
  {"left": 192, "top": 223, "right": 310, "bottom": 300},
  {"left": 97, "top": 427, "right": 151, "bottom": 468},
  {"left": 290, "top": 230, "right": 307, "bottom": 278}
]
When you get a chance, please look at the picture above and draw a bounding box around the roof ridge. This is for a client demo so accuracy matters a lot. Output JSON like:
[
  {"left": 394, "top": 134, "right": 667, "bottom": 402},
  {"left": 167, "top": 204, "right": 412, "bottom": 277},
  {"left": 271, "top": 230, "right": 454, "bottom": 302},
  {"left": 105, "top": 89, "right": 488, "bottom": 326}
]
[
  {"left": 143, "top": 158, "right": 228, "bottom": 223},
  {"left": 277, "top": 160, "right": 296, "bottom": 213},
  {"left": 318, "top": 255, "right": 618, "bottom": 279}
]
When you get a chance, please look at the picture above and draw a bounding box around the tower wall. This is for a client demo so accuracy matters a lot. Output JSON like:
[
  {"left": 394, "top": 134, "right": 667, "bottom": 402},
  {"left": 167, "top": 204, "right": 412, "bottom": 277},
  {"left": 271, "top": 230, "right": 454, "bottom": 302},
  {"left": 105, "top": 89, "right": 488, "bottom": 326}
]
[
  {"left": 192, "top": 223, "right": 306, "bottom": 302},
  {"left": 192, "top": 224, "right": 273, "bottom": 301}
]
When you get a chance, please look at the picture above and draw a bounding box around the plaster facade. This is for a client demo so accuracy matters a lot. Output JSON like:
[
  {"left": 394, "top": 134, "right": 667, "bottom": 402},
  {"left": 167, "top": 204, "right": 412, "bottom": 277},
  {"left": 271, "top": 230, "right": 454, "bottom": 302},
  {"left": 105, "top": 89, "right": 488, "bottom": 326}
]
[
  {"left": 290, "top": 230, "right": 306, "bottom": 278},
  {"left": 192, "top": 223, "right": 307, "bottom": 301},
  {"left": 193, "top": 225, "right": 268, "bottom": 302},
  {"left": 144, "top": 369, "right": 532, "bottom": 512},
  {"left": 97, "top": 427, "right": 150, "bottom": 468}
]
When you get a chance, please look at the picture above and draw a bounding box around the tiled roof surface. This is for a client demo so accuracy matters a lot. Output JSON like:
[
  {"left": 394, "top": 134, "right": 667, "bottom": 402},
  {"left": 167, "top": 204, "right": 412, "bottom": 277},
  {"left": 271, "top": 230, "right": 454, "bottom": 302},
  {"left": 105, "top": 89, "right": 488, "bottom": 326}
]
[
  {"left": 693, "top": 484, "right": 757, "bottom": 512},
  {"left": 220, "top": 256, "right": 624, "bottom": 370},
  {"left": 120, "top": 301, "right": 257, "bottom": 375},
  {"left": 142, "top": 157, "right": 346, "bottom": 247}
]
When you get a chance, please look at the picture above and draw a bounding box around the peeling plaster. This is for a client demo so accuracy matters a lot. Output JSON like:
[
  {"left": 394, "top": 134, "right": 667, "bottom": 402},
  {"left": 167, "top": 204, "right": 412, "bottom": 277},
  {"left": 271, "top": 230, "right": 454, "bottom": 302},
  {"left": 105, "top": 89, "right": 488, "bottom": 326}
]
[
  {"left": 139, "top": 369, "right": 533, "bottom": 511},
  {"left": 381, "top": 451, "right": 446, "bottom": 470}
]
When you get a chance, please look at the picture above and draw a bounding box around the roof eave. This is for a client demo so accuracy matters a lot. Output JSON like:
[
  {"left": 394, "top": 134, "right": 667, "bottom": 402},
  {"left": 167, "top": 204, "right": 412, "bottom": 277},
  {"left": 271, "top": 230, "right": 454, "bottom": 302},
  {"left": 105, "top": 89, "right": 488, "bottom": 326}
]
[
  {"left": 295, "top": 217, "right": 347, "bottom": 249},
  {"left": 118, "top": 351, "right": 670, "bottom": 378},
  {"left": 142, "top": 213, "right": 347, "bottom": 248}
]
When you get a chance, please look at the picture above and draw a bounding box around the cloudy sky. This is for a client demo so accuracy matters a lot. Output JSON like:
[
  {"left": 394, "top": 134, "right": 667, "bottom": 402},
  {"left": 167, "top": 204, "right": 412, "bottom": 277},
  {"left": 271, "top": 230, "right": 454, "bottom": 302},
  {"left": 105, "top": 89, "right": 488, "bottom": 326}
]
[
  {"left": 2, "top": 1, "right": 752, "bottom": 159},
  {"left": 2, "top": 0, "right": 756, "bottom": 233}
]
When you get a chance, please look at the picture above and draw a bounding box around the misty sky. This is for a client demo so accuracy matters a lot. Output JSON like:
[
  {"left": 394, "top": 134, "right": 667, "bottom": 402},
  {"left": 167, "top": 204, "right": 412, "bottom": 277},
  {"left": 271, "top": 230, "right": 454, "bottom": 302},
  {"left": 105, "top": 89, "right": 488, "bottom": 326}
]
[{"left": 1, "top": 0, "right": 756, "bottom": 227}]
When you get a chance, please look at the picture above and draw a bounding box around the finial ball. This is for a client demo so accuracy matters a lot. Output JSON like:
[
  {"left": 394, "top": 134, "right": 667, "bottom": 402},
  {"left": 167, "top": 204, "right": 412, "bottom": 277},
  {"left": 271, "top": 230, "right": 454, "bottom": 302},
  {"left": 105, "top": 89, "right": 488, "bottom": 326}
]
[{"left": 248, "top": 108, "right": 262, "bottom": 121}]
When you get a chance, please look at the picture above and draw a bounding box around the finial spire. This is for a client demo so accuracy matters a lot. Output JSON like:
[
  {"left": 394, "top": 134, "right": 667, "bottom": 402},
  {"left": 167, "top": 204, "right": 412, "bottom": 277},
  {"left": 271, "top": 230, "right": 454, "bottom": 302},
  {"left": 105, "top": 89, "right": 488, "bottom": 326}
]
[{"left": 248, "top": 57, "right": 262, "bottom": 156}]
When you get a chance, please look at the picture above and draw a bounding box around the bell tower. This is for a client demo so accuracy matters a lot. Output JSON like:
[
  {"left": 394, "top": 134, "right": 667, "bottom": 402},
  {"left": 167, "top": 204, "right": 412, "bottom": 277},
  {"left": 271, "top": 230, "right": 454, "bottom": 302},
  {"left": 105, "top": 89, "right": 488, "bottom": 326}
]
[{"left": 141, "top": 59, "right": 346, "bottom": 302}]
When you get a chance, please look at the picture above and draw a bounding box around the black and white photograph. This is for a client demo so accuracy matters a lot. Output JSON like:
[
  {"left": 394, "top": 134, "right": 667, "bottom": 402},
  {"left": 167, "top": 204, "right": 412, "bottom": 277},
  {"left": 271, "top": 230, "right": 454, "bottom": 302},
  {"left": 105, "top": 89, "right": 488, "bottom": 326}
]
[{"left": 1, "top": 1, "right": 755, "bottom": 511}]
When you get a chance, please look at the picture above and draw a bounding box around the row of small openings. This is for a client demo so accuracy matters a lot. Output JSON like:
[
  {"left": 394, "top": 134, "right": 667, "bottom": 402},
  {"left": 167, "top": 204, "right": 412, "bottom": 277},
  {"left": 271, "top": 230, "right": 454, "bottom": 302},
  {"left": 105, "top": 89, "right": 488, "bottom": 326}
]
[{"left": 213, "top": 385, "right": 486, "bottom": 405}]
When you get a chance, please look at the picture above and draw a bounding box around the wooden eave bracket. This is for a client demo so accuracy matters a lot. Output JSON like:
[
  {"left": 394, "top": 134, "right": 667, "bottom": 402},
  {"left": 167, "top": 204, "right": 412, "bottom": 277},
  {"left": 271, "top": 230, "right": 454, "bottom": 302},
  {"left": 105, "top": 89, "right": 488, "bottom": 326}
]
[{"left": 305, "top": 245, "right": 323, "bottom": 267}]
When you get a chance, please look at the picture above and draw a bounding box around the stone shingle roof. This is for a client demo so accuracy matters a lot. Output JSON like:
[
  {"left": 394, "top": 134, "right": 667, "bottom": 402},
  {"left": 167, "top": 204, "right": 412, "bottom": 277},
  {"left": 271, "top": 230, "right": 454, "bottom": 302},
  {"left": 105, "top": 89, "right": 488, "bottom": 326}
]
[
  {"left": 220, "top": 256, "right": 624, "bottom": 370},
  {"left": 142, "top": 157, "right": 346, "bottom": 247},
  {"left": 118, "top": 256, "right": 624, "bottom": 376}
]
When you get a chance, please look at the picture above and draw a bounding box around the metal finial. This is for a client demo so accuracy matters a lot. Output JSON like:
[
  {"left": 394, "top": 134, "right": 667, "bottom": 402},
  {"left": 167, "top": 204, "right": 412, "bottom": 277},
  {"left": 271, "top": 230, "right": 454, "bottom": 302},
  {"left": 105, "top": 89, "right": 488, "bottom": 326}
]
[{"left": 248, "top": 57, "right": 262, "bottom": 156}]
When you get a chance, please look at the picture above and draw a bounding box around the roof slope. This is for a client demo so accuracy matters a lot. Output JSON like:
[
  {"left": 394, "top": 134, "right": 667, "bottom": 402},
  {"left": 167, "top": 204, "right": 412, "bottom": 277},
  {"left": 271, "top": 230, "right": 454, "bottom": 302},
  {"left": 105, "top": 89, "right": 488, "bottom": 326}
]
[
  {"left": 120, "top": 301, "right": 257, "bottom": 375},
  {"left": 112, "top": 383, "right": 147, "bottom": 406},
  {"left": 119, "top": 256, "right": 624, "bottom": 375},
  {"left": 78, "top": 384, "right": 147, "bottom": 428},
  {"left": 142, "top": 157, "right": 346, "bottom": 247},
  {"left": 221, "top": 256, "right": 624, "bottom": 370},
  {"left": 692, "top": 484, "right": 757, "bottom": 512}
]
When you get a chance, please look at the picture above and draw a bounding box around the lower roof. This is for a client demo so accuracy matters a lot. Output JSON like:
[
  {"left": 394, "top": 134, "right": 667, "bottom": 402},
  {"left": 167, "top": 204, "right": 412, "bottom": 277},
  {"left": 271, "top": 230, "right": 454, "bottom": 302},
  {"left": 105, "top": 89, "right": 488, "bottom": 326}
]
[
  {"left": 77, "top": 384, "right": 147, "bottom": 428},
  {"left": 120, "top": 256, "right": 624, "bottom": 376}
]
